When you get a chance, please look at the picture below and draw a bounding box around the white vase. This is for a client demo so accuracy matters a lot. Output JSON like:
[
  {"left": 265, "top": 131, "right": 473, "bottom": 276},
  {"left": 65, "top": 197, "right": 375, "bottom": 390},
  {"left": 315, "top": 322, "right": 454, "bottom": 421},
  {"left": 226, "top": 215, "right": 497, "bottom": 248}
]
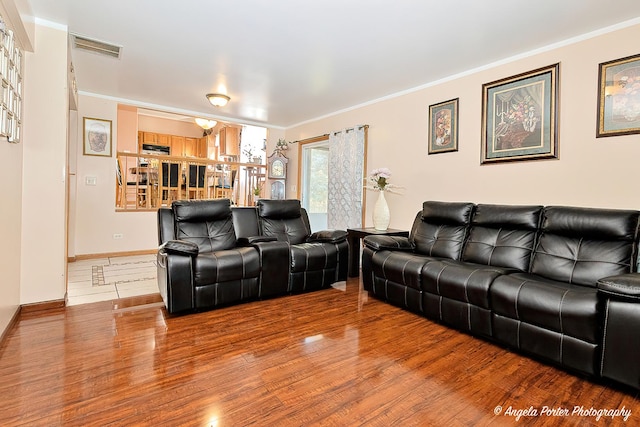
[{"left": 373, "top": 190, "right": 390, "bottom": 230}]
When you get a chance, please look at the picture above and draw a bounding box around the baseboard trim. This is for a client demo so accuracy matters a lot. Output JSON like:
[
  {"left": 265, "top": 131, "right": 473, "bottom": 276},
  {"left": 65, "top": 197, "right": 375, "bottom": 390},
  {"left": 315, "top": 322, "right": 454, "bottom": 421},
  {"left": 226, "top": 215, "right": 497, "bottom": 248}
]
[
  {"left": 20, "top": 299, "right": 66, "bottom": 313},
  {"left": 0, "top": 306, "right": 21, "bottom": 348},
  {"left": 70, "top": 249, "right": 156, "bottom": 262},
  {"left": 2, "top": 298, "right": 69, "bottom": 346}
]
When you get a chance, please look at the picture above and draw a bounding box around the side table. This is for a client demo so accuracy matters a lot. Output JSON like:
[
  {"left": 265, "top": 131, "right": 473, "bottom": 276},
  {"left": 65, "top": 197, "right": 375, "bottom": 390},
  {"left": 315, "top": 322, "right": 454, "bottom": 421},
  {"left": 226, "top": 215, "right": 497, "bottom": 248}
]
[{"left": 347, "top": 227, "right": 409, "bottom": 277}]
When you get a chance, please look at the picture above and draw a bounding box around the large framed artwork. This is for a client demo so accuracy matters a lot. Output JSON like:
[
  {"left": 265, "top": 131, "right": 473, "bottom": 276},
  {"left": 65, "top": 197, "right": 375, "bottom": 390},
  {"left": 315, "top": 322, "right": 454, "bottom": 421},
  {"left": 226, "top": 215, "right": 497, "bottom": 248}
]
[
  {"left": 83, "top": 117, "right": 112, "bottom": 157},
  {"left": 428, "top": 98, "right": 459, "bottom": 154},
  {"left": 597, "top": 53, "right": 640, "bottom": 137},
  {"left": 481, "top": 63, "right": 559, "bottom": 164}
]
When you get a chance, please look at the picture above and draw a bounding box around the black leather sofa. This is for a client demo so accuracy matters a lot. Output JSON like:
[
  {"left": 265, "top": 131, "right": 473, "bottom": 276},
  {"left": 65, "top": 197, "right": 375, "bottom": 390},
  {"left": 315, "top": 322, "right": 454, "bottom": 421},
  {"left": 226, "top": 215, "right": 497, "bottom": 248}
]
[
  {"left": 362, "top": 201, "right": 640, "bottom": 391},
  {"left": 157, "top": 199, "right": 348, "bottom": 315}
]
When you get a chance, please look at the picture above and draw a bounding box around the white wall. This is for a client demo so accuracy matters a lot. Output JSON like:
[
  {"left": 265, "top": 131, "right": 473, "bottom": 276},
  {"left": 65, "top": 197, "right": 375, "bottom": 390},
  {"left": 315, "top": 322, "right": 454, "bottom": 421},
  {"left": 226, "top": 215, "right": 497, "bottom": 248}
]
[
  {"left": 286, "top": 22, "right": 640, "bottom": 230},
  {"left": 20, "top": 22, "right": 68, "bottom": 304}
]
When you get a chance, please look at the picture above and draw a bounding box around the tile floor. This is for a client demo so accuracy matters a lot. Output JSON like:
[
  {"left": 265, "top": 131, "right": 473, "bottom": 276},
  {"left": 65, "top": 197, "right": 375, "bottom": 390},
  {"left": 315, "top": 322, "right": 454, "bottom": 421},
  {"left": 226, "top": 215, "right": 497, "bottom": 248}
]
[{"left": 67, "top": 254, "right": 159, "bottom": 306}]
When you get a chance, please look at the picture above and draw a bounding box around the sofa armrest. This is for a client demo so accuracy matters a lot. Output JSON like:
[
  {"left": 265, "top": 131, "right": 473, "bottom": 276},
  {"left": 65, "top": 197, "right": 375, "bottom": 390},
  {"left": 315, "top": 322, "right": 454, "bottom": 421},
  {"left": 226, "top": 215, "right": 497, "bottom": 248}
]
[
  {"left": 159, "top": 240, "right": 199, "bottom": 257},
  {"left": 237, "top": 236, "right": 277, "bottom": 246},
  {"left": 251, "top": 241, "right": 291, "bottom": 296},
  {"left": 308, "top": 229, "right": 348, "bottom": 243},
  {"left": 157, "top": 250, "right": 195, "bottom": 314},
  {"left": 597, "top": 273, "right": 640, "bottom": 301},
  {"left": 363, "top": 235, "right": 415, "bottom": 251}
]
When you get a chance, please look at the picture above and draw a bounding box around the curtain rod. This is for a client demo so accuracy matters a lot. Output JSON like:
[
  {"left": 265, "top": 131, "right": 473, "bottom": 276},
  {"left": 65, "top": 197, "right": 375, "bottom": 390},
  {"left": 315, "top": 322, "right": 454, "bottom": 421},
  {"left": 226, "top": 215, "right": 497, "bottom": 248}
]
[
  {"left": 332, "top": 124, "right": 369, "bottom": 135},
  {"left": 291, "top": 134, "right": 329, "bottom": 144},
  {"left": 291, "top": 124, "right": 369, "bottom": 143}
]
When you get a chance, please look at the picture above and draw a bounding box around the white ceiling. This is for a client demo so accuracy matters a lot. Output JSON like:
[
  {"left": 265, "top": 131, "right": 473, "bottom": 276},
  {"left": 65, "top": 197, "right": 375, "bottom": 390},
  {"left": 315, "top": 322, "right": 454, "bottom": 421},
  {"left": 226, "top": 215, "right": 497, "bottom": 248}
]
[{"left": 27, "top": 0, "right": 640, "bottom": 128}]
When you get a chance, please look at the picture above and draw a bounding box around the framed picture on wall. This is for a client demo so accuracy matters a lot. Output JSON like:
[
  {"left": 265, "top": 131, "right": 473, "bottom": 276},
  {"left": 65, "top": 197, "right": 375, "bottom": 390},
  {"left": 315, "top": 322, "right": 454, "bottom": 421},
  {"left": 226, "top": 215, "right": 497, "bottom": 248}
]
[
  {"left": 83, "top": 117, "right": 112, "bottom": 157},
  {"left": 597, "top": 53, "right": 640, "bottom": 137},
  {"left": 481, "top": 63, "right": 559, "bottom": 164},
  {"left": 428, "top": 98, "right": 458, "bottom": 154}
]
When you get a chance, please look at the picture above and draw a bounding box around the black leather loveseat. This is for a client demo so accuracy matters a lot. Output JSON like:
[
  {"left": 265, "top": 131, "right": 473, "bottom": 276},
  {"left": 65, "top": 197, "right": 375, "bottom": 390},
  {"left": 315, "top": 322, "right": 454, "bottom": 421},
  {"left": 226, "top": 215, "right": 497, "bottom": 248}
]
[
  {"left": 362, "top": 201, "right": 640, "bottom": 391},
  {"left": 157, "top": 199, "right": 348, "bottom": 315}
]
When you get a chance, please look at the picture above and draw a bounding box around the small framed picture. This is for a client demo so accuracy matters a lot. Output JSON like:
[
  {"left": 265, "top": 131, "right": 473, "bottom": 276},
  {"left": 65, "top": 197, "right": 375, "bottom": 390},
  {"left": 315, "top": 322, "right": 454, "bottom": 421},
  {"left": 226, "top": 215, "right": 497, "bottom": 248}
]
[
  {"left": 481, "top": 63, "right": 559, "bottom": 164},
  {"left": 597, "top": 53, "right": 640, "bottom": 137},
  {"left": 428, "top": 98, "right": 459, "bottom": 154},
  {"left": 83, "top": 117, "right": 112, "bottom": 157}
]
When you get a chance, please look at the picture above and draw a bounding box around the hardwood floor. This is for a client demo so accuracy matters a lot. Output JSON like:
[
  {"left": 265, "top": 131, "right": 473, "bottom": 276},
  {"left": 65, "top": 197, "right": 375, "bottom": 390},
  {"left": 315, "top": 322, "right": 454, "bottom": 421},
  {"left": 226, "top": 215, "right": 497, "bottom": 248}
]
[{"left": 0, "top": 278, "right": 637, "bottom": 426}]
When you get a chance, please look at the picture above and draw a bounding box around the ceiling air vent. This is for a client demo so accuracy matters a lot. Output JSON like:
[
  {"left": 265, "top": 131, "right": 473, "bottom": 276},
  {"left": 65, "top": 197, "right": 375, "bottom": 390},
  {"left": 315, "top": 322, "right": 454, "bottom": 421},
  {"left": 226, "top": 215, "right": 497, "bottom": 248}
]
[{"left": 71, "top": 33, "right": 121, "bottom": 59}]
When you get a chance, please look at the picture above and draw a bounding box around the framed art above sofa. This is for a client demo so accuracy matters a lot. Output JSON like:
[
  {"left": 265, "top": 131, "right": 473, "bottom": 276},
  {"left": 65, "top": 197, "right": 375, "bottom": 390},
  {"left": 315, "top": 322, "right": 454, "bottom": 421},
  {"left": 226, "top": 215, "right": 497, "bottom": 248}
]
[
  {"left": 597, "top": 53, "right": 640, "bottom": 138},
  {"left": 481, "top": 63, "right": 559, "bottom": 164},
  {"left": 428, "top": 98, "right": 459, "bottom": 154}
]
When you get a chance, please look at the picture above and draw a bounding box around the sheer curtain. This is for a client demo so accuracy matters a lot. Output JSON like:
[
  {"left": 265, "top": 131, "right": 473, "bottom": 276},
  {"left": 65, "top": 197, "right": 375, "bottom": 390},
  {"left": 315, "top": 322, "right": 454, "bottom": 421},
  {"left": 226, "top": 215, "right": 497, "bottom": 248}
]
[{"left": 327, "top": 126, "right": 366, "bottom": 230}]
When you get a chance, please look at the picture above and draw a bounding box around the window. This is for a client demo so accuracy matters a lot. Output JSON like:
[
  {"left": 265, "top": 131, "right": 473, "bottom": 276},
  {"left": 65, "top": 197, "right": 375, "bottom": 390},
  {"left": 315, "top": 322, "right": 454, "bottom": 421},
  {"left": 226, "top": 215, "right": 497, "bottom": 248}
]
[{"left": 0, "top": 17, "right": 23, "bottom": 143}]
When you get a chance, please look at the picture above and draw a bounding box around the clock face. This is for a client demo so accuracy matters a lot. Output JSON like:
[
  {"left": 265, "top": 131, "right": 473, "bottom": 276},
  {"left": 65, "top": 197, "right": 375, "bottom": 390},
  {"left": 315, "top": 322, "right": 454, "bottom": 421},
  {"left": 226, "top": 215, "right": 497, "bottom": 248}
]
[{"left": 271, "top": 159, "right": 285, "bottom": 178}]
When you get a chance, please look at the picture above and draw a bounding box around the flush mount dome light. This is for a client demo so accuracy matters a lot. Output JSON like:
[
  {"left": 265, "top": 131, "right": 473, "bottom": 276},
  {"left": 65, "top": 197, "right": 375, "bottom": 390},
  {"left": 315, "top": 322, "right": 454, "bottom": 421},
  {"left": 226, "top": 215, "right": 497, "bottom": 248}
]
[
  {"left": 206, "top": 93, "right": 230, "bottom": 107},
  {"left": 195, "top": 118, "right": 217, "bottom": 130}
]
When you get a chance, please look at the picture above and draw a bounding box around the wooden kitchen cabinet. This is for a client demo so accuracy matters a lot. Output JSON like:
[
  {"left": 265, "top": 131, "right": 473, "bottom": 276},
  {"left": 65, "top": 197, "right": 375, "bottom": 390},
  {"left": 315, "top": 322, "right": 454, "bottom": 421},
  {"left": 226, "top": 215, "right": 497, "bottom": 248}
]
[
  {"left": 219, "top": 127, "right": 239, "bottom": 156},
  {"left": 198, "top": 137, "right": 208, "bottom": 158},
  {"left": 137, "top": 132, "right": 207, "bottom": 158},
  {"left": 140, "top": 131, "right": 170, "bottom": 148},
  {"left": 142, "top": 132, "right": 159, "bottom": 143},
  {"left": 184, "top": 137, "right": 198, "bottom": 157},
  {"left": 171, "top": 136, "right": 185, "bottom": 156}
]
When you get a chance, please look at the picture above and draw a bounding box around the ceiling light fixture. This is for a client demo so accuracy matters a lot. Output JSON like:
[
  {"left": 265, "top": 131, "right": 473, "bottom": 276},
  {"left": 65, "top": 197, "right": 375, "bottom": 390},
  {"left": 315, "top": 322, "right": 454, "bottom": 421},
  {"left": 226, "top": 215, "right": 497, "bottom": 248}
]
[
  {"left": 206, "top": 93, "right": 230, "bottom": 107},
  {"left": 195, "top": 118, "right": 217, "bottom": 130}
]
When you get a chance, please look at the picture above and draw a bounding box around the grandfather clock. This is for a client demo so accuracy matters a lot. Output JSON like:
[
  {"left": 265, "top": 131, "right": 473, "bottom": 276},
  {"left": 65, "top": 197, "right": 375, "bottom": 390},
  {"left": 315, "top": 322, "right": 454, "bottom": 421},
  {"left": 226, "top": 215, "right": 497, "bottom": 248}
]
[{"left": 267, "top": 151, "right": 288, "bottom": 200}]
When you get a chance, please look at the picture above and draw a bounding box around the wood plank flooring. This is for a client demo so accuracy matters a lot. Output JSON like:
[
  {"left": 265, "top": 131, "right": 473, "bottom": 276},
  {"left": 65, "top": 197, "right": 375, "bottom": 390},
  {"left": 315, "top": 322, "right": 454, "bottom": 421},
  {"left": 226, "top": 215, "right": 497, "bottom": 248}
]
[{"left": 0, "top": 278, "right": 637, "bottom": 426}]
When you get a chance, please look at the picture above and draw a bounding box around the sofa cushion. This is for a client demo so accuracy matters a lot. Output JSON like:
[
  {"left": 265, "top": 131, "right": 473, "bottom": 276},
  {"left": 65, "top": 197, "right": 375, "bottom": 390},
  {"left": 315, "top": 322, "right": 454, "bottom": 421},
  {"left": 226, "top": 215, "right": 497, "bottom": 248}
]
[
  {"left": 490, "top": 272, "right": 600, "bottom": 344},
  {"left": 530, "top": 206, "right": 640, "bottom": 286},
  {"left": 411, "top": 201, "right": 474, "bottom": 259},
  {"left": 260, "top": 217, "right": 309, "bottom": 245},
  {"left": 173, "top": 199, "right": 232, "bottom": 222},
  {"left": 172, "top": 199, "right": 237, "bottom": 253},
  {"left": 290, "top": 242, "right": 338, "bottom": 273},
  {"left": 257, "top": 199, "right": 310, "bottom": 245},
  {"left": 370, "top": 250, "right": 436, "bottom": 291},
  {"left": 258, "top": 199, "right": 302, "bottom": 219},
  {"left": 193, "top": 247, "right": 260, "bottom": 286},
  {"left": 462, "top": 204, "right": 542, "bottom": 271},
  {"left": 422, "top": 259, "right": 513, "bottom": 309}
]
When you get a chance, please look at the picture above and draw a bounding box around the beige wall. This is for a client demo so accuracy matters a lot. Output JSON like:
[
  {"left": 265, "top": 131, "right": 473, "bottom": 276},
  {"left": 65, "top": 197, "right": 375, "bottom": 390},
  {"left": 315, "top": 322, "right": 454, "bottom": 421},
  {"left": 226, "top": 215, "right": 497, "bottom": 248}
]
[
  {"left": 286, "top": 22, "right": 640, "bottom": 230},
  {"left": 72, "top": 99, "right": 284, "bottom": 256},
  {"left": 0, "top": 0, "right": 33, "bottom": 339},
  {"left": 138, "top": 115, "right": 204, "bottom": 138},
  {"left": 20, "top": 23, "right": 68, "bottom": 304},
  {"left": 74, "top": 94, "right": 158, "bottom": 256},
  {"left": 116, "top": 104, "right": 138, "bottom": 153},
  {"left": 0, "top": 119, "right": 23, "bottom": 333}
]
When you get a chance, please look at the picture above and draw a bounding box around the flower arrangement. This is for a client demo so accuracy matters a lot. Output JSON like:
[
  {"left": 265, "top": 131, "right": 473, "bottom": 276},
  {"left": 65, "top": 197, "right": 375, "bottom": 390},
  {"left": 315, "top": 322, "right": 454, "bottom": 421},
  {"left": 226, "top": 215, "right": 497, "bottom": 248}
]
[
  {"left": 365, "top": 167, "right": 400, "bottom": 192},
  {"left": 276, "top": 138, "right": 290, "bottom": 151}
]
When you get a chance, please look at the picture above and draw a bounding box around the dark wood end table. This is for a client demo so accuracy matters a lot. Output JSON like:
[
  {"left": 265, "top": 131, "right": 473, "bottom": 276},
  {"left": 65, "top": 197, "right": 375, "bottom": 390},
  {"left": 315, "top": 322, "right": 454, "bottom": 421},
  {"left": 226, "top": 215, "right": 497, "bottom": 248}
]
[{"left": 346, "top": 227, "right": 410, "bottom": 277}]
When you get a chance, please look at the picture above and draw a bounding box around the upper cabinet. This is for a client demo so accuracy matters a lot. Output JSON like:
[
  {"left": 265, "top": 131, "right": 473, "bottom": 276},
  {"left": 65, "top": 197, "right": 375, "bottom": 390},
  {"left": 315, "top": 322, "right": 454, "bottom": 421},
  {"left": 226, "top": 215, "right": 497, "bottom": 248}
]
[
  {"left": 141, "top": 131, "right": 158, "bottom": 143},
  {"left": 170, "top": 135, "right": 184, "bottom": 156},
  {"left": 137, "top": 132, "right": 208, "bottom": 159},
  {"left": 219, "top": 127, "right": 239, "bottom": 156},
  {"left": 184, "top": 137, "right": 198, "bottom": 157},
  {"left": 198, "top": 137, "right": 208, "bottom": 158}
]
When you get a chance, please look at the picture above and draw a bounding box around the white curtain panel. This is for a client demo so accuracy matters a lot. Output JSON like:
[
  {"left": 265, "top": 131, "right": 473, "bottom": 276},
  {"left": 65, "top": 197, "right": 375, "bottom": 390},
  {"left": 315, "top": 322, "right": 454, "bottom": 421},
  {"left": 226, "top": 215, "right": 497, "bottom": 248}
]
[{"left": 327, "top": 126, "right": 365, "bottom": 230}]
